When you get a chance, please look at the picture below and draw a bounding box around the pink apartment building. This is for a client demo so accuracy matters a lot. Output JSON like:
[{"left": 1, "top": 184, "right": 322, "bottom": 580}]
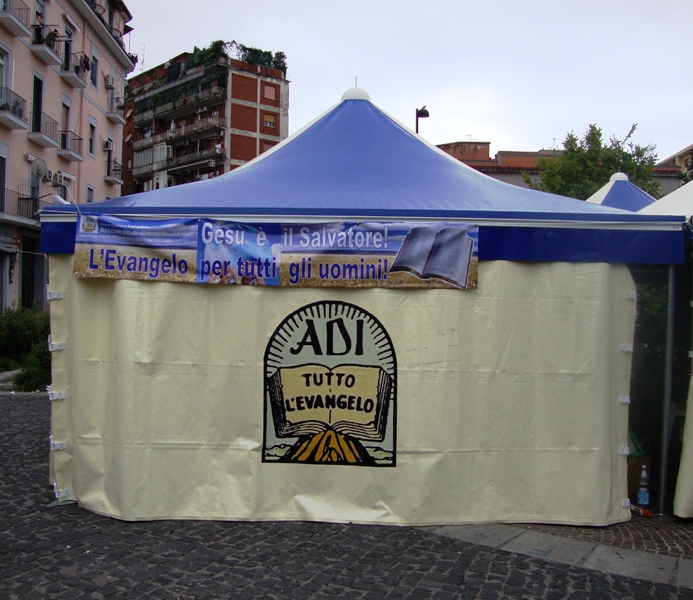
[{"left": 0, "top": 0, "right": 136, "bottom": 309}]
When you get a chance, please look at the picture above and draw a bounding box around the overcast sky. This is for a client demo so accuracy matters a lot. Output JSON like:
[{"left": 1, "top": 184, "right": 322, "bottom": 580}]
[{"left": 122, "top": 0, "right": 690, "bottom": 161}]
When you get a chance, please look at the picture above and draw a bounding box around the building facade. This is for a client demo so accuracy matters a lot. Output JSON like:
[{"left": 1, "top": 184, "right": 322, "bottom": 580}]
[
  {"left": 439, "top": 141, "right": 682, "bottom": 197},
  {"left": 122, "top": 51, "right": 289, "bottom": 195},
  {"left": 658, "top": 143, "right": 693, "bottom": 186},
  {"left": 0, "top": 0, "right": 136, "bottom": 310}
]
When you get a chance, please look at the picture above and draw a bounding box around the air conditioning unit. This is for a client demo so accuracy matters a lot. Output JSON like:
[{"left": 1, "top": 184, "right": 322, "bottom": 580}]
[
  {"left": 104, "top": 74, "right": 115, "bottom": 89},
  {"left": 102, "top": 140, "right": 113, "bottom": 152},
  {"left": 44, "top": 169, "right": 54, "bottom": 182},
  {"left": 53, "top": 172, "right": 65, "bottom": 186}
]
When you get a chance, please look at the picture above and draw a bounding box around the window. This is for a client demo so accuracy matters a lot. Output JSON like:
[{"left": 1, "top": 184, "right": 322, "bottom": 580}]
[
  {"left": 62, "top": 26, "right": 73, "bottom": 71},
  {"left": 263, "top": 113, "right": 276, "bottom": 128},
  {"left": 88, "top": 123, "right": 95, "bottom": 155},
  {"left": 60, "top": 103, "right": 70, "bottom": 149},
  {"left": 263, "top": 85, "right": 276, "bottom": 101},
  {"left": 0, "top": 50, "right": 6, "bottom": 89},
  {"left": 31, "top": 75, "right": 43, "bottom": 132},
  {"left": 90, "top": 56, "right": 98, "bottom": 87},
  {"left": 86, "top": 186, "right": 94, "bottom": 203}
]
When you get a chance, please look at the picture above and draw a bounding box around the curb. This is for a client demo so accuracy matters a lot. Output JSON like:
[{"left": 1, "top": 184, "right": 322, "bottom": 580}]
[{"left": 426, "top": 523, "right": 693, "bottom": 589}]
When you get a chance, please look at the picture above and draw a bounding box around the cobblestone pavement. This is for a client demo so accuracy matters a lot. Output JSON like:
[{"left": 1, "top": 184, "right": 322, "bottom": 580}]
[
  {"left": 515, "top": 516, "right": 693, "bottom": 560},
  {"left": 2, "top": 393, "right": 693, "bottom": 599}
]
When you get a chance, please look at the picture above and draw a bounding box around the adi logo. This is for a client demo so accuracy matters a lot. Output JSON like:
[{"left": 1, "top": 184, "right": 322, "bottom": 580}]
[{"left": 263, "top": 301, "right": 396, "bottom": 466}]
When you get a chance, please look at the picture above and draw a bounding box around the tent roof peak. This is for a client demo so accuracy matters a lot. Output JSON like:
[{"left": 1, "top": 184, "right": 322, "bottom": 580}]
[{"left": 341, "top": 86, "right": 371, "bottom": 101}]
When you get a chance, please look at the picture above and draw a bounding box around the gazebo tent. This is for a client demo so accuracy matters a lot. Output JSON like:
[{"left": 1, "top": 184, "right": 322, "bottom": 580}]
[
  {"left": 640, "top": 180, "right": 693, "bottom": 219},
  {"left": 41, "top": 89, "right": 688, "bottom": 525},
  {"left": 586, "top": 172, "right": 656, "bottom": 212},
  {"left": 639, "top": 183, "right": 693, "bottom": 517}
]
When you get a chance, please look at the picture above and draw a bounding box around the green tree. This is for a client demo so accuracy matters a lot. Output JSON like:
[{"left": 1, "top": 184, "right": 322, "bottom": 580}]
[{"left": 524, "top": 124, "right": 661, "bottom": 200}]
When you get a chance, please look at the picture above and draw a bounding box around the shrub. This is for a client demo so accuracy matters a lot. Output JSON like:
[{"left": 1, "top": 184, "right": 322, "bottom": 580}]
[
  {"left": 14, "top": 338, "right": 51, "bottom": 392},
  {"left": 0, "top": 307, "right": 50, "bottom": 359}
]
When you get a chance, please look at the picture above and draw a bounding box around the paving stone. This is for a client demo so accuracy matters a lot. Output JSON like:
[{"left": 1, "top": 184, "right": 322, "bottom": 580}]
[
  {"left": 581, "top": 544, "right": 677, "bottom": 585},
  {"left": 3, "top": 394, "right": 693, "bottom": 599}
]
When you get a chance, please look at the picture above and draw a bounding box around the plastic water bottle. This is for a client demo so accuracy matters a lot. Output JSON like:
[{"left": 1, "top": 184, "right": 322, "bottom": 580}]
[{"left": 637, "top": 465, "right": 650, "bottom": 507}]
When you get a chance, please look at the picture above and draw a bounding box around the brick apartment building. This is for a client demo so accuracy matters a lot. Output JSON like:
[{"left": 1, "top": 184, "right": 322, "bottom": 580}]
[
  {"left": 439, "top": 141, "right": 681, "bottom": 197},
  {"left": 0, "top": 0, "right": 136, "bottom": 310},
  {"left": 122, "top": 49, "right": 289, "bottom": 194}
]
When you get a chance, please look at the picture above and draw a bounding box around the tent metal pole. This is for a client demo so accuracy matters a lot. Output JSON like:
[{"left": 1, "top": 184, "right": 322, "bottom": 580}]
[{"left": 658, "top": 263, "right": 675, "bottom": 515}]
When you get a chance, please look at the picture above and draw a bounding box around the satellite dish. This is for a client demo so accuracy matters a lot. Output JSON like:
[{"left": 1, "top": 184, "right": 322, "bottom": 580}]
[{"left": 30, "top": 159, "right": 48, "bottom": 179}]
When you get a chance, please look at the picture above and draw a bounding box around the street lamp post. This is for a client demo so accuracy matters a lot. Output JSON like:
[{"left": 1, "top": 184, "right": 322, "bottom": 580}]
[{"left": 415, "top": 105, "right": 429, "bottom": 134}]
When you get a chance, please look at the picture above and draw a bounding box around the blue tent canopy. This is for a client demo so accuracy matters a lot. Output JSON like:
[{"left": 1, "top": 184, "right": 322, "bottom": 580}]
[
  {"left": 41, "top": 89, "right": 687, "bottom": 263},
  {"left": 586, "top": 173, "right": 656, "bottom": 212}
]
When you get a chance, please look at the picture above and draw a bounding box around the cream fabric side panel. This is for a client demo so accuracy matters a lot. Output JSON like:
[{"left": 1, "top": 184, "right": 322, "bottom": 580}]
[
  {"left": 51, "top": 258, "right": 635, "bottom": 524},
  {"left": 48, "top": 255, "right": 77, "bottom": 501},
  {"left": 674, "top": 380, "right": 693, "bottom": 517}
]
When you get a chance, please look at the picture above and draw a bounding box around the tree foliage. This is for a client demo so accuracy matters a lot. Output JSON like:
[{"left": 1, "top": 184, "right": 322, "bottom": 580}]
[
  {"left": 189, "top": 40, "right": 287, "bottom": 74},
  {"left": 190, "top": 40, "right": 230, "bottom": 67},
  {"left": 229, "top": 41, "right": 287, "bottom": 74},
  {"left": 524, "top": 124, "right": 661, "bottom": 200}
]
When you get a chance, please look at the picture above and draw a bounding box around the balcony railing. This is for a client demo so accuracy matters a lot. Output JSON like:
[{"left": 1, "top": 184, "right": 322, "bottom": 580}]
[
  {"left": 132, "top": 148, "right": 226, "bottom": 178},
  {"left": 133, "top": 116, "right": 225, "bottom": 150},
  {"left": 60, "top": 51, "right": 89, "bottom": 88},
  {"left": 58, "top": 130, "right": 84, "bottom": 161},
  {"left": 31, "top": 24, "right": 62, "bottom": 66},
  {"left": 133, "top": 108, "right": 153, "bottom": 125},
  {"left": 105, "top": 160, "right": 123, "bottom": 184},
  {"left": 0, "top": 0, "right": 31, "bottom": 36},
  {"left": 28, "top": 111, "right": 59, "bottom": 147},
  {"left": 85, "top": 0, "right": 127, "bottom": 53},
  {"left": 169, "top": 147, "right": 225, "bottom": 170},
  {"left": 153, "top": 86, "right": 226, "bottom": 119},
  {"left": 0, "top": 88, "right": 28, "bottom": 129},
  {"left": 86, "top": 0, "right": 105, "bottom": 15},
  {"left": 106, "top": 96, "right": 125, "bottom": 124},
  {"left": 1, "top": 188, "right": 39, "bottom": 220}
]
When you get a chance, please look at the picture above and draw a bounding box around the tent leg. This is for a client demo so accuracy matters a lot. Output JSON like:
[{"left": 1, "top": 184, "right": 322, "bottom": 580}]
[{"left": 658, "top": 264, "right": 675, "bottom": 515}]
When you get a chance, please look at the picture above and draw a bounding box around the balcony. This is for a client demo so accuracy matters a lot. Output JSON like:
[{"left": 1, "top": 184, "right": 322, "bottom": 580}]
[
  {"left": 30, "top": 24, "right": 62, "bottom": 66},
  {"left": 168, "top": 148, "right": 226, "bottom": 173},
  {"left": 0, "top": 88, "right": 28, "bottom": 130},
  {"left": 27, "top": 112, "right": 59, "bottom": 148},
  {"left": 133, "top": 116, "right": 225, "bottom": 151},
  {"left": 154, "top": 86, "right": 226, "bottom": 120},
  {"left": 85, "top": 0, "right": 128, "bottom": 55},
  {"left": 134, "top": 108, "right": 153, "bottom": 126},
  {"left": 105, "top": 160, "right": 123, "bottom": 185},
  {"left": 0, "top": 0, "right": 31, "bottom": 36},
  {"left": 86, "top": 0, "right": 105, "bottom": 15},
  {"left": 106, "top": 96, "right": 125, "bottom": 124},
  {"left": 60, "top": 52, "right": 88, "bottom": 89},
  {"left": 57, "top": 130, "right": 84, "bottom": 162},
  {"left": 132, "top": 148, "right": 225, "bottom": 179},
  {"left": 1, "top": 188, "right": 39, "bottom": 221}
]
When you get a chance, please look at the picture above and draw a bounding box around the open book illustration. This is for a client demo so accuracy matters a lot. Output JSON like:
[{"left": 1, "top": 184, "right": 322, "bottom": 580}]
[
  {"left": 267, "top": 363, "right": 392, "bottom": 441},
  {"left": 389, "top": 226, "right": 475, "bottom": 288}
]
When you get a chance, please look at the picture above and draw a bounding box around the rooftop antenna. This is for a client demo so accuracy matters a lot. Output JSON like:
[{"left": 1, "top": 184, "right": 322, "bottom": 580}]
[
  {"left": 139, "top": 43, "right": 145, "bottom": 73},
  {"left": 355, "top": 76, "right": 358, "bottom": 87}
]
